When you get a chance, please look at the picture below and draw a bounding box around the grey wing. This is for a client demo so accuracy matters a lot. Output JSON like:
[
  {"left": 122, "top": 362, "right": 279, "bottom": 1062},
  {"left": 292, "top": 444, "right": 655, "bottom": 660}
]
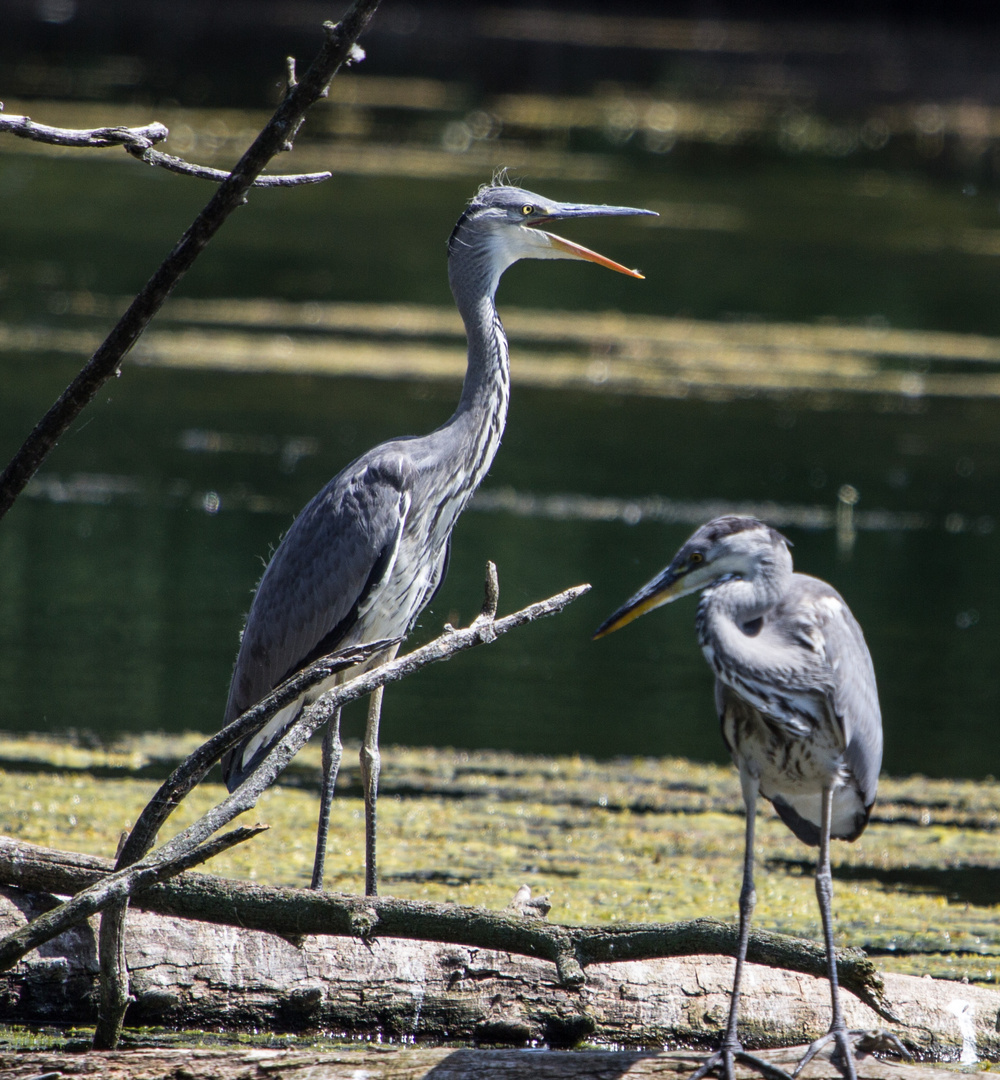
[
  {"left": 223, "top": 451, "right": 415, "bottom": 727},
  {"left": 807, "top": 579, "right": 883, "bottom": 810}
]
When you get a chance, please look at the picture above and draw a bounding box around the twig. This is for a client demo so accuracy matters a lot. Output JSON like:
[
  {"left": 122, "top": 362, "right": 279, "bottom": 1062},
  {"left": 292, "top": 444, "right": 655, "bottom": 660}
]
[
  {"left": 0, "top": 0, "right": 380, "bottom": 523},
  {"left": 0, "top": 837, "right": 892, "bottom": 1021},
  {"left": 0, "top": 112, "right": 330, "bottom": 186},
  {"left": 123, "top": 144, "right": 331, "bottom": 186},
  {"left": 0, "top": 113, "right": 169, "bottom": 147}
]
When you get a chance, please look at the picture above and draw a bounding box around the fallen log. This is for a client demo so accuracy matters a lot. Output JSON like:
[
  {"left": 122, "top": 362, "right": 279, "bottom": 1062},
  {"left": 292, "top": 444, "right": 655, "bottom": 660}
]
[
  {"left": 0, "top": 837, "right": 888, "bottom": 1013},
  {"left": 1, "top": 868, "right": 998, "bottom": 1059}
]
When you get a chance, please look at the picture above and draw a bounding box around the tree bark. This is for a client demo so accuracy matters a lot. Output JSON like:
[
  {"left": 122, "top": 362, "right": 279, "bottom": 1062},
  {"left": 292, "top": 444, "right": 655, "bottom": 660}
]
[
  {"left": 0, "top": 877, "right": 994, "bottom": 1062},
  {"left": 0, "top": 837, "right": 888, "bottom": 1016}
]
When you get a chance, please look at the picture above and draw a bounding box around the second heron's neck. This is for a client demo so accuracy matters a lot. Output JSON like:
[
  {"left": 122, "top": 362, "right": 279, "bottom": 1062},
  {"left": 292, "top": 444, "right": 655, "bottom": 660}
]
[{"left": 698, "top": 559, "right": 790, "bottom": 637}]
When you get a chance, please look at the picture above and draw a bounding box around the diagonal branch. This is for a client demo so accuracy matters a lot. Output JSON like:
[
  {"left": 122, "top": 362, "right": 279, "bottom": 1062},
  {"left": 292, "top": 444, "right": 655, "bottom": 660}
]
[
  {"left": 0, "top": 0, "right": 381, "bottom": 522},
  {"left": 114, "top": 639, "right": 396, "bottom": 870},
  {"left": 0, "top": 577, "right": 588, "bottom": 976}
]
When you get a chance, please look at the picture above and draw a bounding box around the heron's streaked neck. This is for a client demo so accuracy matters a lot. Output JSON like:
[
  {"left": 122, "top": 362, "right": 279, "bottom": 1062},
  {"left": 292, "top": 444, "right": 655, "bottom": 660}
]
[{"left": 444, "top": 249, "right": 512, "bottom": 468}]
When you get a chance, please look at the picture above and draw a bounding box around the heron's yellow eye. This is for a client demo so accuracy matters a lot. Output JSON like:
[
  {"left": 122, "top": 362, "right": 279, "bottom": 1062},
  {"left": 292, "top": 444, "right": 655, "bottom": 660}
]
[
  {"left": 689, "top": 552, "right": 704, "bottom": 564},
  {"left": 521, "top": 204, "right": 534, "bottom": 216}
]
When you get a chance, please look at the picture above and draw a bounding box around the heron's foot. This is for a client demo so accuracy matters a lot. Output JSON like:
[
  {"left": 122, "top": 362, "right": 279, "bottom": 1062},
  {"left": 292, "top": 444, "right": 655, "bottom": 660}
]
[
  {"left": 853, "top": 1031, "right": 912, "bottom": 1061},
  {"left": 689, "top": 1045, "right": 794, "bottom": 1080},
  {"left": 792, "top": 1027, "right": 910, "bottom": 1079}
]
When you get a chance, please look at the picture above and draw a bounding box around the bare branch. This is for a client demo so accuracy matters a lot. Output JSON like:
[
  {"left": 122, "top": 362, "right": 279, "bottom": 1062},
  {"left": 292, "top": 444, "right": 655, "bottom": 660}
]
[
  {"left": 0, "top": 578, "right": 585, "bottom": 1009},
  {"left": 0, "top": 0, "right": 381, "bottom": 522},
  {"left": 94, "top": 823, "right": 267, "bottom": 1028},
  {"left": 0, "top": 111, "right": 331, "bottom": 187},
  {"left": 116, "top": 639, "right": 395, "bottom": 870},
  {"left": 0, "top": 112, "right": 169, "bottom": 148},
  {"left": 93, "top": 636, "right": 391, "bottom": 1049},
  {"left": 123, "top": 143, "right": 331, "bottom": 186}
]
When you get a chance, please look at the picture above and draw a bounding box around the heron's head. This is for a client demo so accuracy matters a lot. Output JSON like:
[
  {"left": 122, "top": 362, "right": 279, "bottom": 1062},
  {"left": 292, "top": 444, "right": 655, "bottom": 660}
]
[
  {"left": 593, "top": 516, "right": 792, "bottom": 639},
  {"left": 448, "top": 181, "right": 656, "bottom": 291}
]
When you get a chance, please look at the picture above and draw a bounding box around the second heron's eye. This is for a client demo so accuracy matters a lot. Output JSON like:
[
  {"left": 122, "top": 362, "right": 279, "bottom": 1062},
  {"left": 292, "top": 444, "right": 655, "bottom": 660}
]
[
  {"left": 690, "top": 552, "right": 704, "bottom": 564},
  {"left": 521, "top": 204, "right": 534, "bottom": 216}
]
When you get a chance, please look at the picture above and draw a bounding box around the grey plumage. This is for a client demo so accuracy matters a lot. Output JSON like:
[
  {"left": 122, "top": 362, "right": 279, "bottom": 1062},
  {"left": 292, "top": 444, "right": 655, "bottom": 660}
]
[
  {"left": 222, "top": 181, "right": 655, "bottom": 896},
  {"left": 595, "top": 515, "right": 883, "bottom": 1080}
]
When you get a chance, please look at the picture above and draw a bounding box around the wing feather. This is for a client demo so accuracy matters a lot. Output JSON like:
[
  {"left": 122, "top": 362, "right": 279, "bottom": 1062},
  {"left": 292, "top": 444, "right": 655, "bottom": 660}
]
[
  {"left": 804, "top": 579, "right": 883, "bottom": 809},
  {"left": 223, "top": 450, "right": 415, "bottom": 726}
]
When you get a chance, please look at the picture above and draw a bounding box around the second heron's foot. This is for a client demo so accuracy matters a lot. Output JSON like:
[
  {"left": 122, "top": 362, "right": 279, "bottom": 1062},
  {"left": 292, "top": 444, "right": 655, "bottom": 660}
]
[
  {"left": 792, "top": 1027, "right": 909, "bottom": 1079},
  {"left": 689, "top": 1045, "right": 794, "bottom": 1080}
]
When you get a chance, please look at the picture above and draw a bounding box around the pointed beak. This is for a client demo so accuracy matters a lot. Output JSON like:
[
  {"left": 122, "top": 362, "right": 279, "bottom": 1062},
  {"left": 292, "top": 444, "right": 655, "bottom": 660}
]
[
  {"left": 529, "top": 202, "right": 656, "bottom": 279},
  {"left": 592, "top": 563, "right": 687, "bottom": 640}
]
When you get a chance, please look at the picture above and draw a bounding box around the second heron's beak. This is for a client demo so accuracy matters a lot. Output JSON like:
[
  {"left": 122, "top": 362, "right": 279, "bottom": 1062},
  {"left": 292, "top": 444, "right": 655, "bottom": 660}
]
[
  {"left": 592, "top": 563, "right": 692, "bottom": 639},
  {"left": 528, "top": 202, "right": 656, "bottom": 279}
]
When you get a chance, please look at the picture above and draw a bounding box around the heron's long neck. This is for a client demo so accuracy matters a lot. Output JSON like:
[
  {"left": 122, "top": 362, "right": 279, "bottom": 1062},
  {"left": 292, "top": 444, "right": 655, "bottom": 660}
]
[{"left": 439, "top": 260, "right": 511, "bottom": 493}]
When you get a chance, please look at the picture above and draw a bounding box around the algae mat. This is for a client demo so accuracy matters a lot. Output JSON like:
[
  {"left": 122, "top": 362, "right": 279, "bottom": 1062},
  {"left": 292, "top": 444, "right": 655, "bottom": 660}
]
[{"left": 0, "top": 731, "right": 997, "bottom": 985}]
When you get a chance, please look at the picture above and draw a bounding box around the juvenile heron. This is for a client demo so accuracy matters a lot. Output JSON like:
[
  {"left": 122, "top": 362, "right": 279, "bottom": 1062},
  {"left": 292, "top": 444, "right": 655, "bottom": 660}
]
[
  {"left": 594, "top": 516, "right": 883, "bottom": 1080},
  {"left": 222, "top": 182, "right": 654, "bottom": 896}
]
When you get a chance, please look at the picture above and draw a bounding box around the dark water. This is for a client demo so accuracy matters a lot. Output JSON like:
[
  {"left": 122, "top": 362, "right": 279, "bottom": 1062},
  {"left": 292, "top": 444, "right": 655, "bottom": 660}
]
[{"left": 3, "top": 151, "right": 1000, "bottom": 778}]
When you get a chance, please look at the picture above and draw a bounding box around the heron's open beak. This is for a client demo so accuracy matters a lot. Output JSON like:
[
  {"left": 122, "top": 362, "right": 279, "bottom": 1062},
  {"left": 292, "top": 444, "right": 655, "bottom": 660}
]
[
  {"left": 528, "top": 203, "right": 656, "bottom": 279},
  {"left": 592, "top": 565, "right": 687, "bottom": 639}
]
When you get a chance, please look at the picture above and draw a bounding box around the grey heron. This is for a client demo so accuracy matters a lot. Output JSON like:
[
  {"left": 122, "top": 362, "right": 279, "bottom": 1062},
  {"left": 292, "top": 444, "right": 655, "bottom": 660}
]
[
  {"left": 221, "top": 181, "right": 655, "bottom": 896},
  {"left": 594, "top": 516, "right": 883, "bottom": 1080}
]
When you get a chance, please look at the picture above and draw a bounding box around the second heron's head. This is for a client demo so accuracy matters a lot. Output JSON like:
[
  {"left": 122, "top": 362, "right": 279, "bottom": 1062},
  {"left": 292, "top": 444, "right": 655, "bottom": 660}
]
[
  {"left": 448, "top": 181, "right": 656, "bottom": 294},
  {"left": 593, "top": 516, "right": 792, "bottom": 639}
]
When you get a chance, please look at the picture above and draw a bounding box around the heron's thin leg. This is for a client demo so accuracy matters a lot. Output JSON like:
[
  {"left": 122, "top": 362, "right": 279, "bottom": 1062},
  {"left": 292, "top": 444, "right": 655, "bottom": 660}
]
[
  {"left": 690, "top": 774, "right": 791, "bottom": 1080},
  {"left": 310, "top": 706, "right": 343, "bottom": 891},
  {"left": 360, "top": 684, "right": 385, "bottom": 897},
  {"left": 793, "top": 786, "right": 859, "bottom": 1080},
  {"left": 722, "top": 774, "right": 758, "bottom": 1062}
]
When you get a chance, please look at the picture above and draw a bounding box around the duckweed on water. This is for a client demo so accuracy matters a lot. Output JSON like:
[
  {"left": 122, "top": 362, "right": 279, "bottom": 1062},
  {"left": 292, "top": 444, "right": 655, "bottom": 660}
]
[{"left": 1, "top": 733, "right": 999, "bottom": 986}]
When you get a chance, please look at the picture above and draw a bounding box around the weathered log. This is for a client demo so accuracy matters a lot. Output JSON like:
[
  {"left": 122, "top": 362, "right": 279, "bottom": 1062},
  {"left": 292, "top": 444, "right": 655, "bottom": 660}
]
[
  {"left": 0, "top": 1045, "right": 974, "bottom": 1080},
  {"left": 0, "top": 837, "right": 887, "bottom": 1014},
  {"left": 0, "top": 876, "right": 997, "bottom": 1060}
]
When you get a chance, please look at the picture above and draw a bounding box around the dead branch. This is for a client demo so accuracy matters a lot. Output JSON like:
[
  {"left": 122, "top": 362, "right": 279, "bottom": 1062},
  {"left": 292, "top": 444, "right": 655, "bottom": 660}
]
[
  {"left": 0, "top": 577, "right": 589, "bottom": 979},
  {"left": 0, "top": 0, "right": 380, "bottom": 522},
  {"left": 0, "top": 110, "right": 330, "bottom": 186},
  {"left": 0, "top": 112, "right": 169, "bottom": 147},
  {"left": 91, "top": 563, "right": 553, "bottom": 1044},
  {"left": 93, "top": 637, "right": 393, "bottom": 1047},
  {"left": 126, "top": 144, "right": 331, "bottom": 186},
  {"left": 0, "top": 837, "right": 890, "bottom": 1021}
]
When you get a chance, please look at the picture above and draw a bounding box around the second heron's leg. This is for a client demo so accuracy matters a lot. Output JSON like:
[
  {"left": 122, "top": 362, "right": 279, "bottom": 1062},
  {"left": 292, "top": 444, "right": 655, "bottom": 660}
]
[
  {"left": 793, "top": 787, "right": 859, "bottom": 1080},
  {"left": 691, "top": 773, "right": 791, "bottom": 1080},
  {"left": 310, "top": 706, "right": 343, "bottom": 891}
]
